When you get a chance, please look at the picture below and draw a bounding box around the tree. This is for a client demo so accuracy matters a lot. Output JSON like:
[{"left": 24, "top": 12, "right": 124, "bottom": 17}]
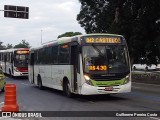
[
  {"left": 0, "top": 41, "right": 6, "bottom": 50},
  {"left": 77, "top": 0, "right": 160, "bottom": 65},
  {"left": 6, "top": 44, "right": 13, "bottom": 49},
  {"left": 14, "top": 40, "right": 30, "bottom": 48},
  {"left": 58, "top": 32, "right": 82, "bottom": 38}
]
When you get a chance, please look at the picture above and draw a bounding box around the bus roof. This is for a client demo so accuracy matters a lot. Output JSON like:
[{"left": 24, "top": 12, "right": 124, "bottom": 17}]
[
  {"left": 78, "top": 33, "right": 123, "bottom": 37},
  {"left": 30, "top": 33, "right": 124, "bottom": 51},
  {"left": 0, "top": 48, "right": 29, "bottom": 53}
]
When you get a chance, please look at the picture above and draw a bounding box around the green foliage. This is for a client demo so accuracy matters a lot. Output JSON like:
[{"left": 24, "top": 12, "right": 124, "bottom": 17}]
[
  {"left": 58, "top": 32, "right": 82, "bottom": 38},
  {"left": 77, "top": 0, "right": 160, "bottom": 64},
  {"left": 0, "top": 41, "right": 6, "bottom": 50},
  {"left": 0, "top": 40, "right": 30, "bottom": 50},
  {"left": 14, "top": 40, "right": 30, "bottom": 48},
  {"left": 6, "top": 44, "right": 13, "bottom": 49}
]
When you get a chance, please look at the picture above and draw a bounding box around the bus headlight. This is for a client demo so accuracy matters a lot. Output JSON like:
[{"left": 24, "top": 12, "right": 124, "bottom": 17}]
[
  {"left": 124, "top": 74, "right": 130, "bottom": 84},
  {"left": 84, "top": 75, "right": 93, "bottom": 85}
]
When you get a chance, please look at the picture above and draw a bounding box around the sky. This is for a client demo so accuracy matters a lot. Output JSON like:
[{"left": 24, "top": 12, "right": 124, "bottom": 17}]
[{"left": 0, "top": 0, "right": 85, "bottom": 47}]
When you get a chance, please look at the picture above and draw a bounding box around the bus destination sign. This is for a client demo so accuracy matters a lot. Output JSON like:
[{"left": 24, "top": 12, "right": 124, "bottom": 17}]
[
  {"left": 16, "top": 50, "right": 29, "bottom": 54},
  {"left": 88, "top": 65, "right": 107, "bottom": 71},
  {"left": 84, "top": 37, "right": 121, "bottom": 44}
]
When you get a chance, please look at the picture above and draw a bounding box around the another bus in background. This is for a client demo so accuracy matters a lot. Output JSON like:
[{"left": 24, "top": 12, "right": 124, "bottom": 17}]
[
  {"left": 0, "top": 48, "right": 29, "bottom": 77},
  {"left": 28, "top": 34, "right": 131, "bottom": 97}
]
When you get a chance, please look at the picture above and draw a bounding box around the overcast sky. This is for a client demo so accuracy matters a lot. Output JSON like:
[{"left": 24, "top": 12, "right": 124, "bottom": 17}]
[{"left": 0, "top": 0, "right": 85, "bottom": 47}]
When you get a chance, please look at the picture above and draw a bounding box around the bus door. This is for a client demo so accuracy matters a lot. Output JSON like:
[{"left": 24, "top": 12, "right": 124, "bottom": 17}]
[
  {"left": 71, "top": 44, "right": 79, "bottom": 92},
  {"left": 30, "top": 53, "right": 35, "bottom": 84}
]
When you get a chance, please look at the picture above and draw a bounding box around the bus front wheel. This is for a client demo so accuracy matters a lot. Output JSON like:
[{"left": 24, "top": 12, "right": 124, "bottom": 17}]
[{"left": 63, "top": 80, "right": 72, "bottom": 98}]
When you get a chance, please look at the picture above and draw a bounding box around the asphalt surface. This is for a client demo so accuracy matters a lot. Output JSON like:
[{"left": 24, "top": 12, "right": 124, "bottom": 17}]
[
  {"left": 0, "top": 76, "right": 160, "bottom": 120},
  {"left": 132, "top": 70, "right": 160, "bottom": 85}
]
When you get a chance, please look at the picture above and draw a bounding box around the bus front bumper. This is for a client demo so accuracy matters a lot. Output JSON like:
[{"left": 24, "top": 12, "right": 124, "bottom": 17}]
[
  {"left": 14, "top": 72, "right": 28, "bottom": 76},
  {"left": 80, "top": 82, "right": 131, "bottom": 95}
]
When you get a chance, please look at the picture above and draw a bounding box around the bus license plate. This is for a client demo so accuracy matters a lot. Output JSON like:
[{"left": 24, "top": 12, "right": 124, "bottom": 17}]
[{"left": 104, "top": 87, "right": 113, "bottom": 91}]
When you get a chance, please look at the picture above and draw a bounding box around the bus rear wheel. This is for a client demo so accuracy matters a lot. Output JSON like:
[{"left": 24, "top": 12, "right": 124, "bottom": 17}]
[
  {"left": 63, "top": 80, "right": 72, "bottom": 98},
  {"left": 9, "top": 69, "right": 13, "bottom": 77},
  {"left": 38, "top": 76, "right": 43, "bottom": 90}
]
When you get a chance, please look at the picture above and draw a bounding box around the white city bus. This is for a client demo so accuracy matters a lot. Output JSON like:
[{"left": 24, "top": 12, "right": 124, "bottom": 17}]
[
  {"left": 28, "top": 34, "right": 131, "bottom": 97},
  {"left": 0, "top": 48, "right": 29, "bottom": 77}
]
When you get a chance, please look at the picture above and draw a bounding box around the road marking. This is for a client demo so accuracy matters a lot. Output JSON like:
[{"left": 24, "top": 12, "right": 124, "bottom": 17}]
[
  {"left": 150, "top": 117, "right": 160, "bottom": 120},
  {"left": 21, "top": 83, "right": 29, "bottom": 86},
  {"left": 133, "top": 82, "right": 160, "bottom": 87}
]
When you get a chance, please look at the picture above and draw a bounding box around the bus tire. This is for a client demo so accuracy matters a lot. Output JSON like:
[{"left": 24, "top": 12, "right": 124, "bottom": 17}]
[
  {"left": 38, "top": 76, "right": 43, "bottom": 90},
  {"left": 63, "top": 80, "right": 72, "bottom": 98}
]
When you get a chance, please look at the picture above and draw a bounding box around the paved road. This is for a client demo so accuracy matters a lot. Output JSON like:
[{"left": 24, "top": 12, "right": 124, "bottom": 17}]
[
  {"left": 132, "top": 70, "right": 160, "bottom": 85},
  {"left": 0, "top": 76, "right": 160, "bottom": 120}
]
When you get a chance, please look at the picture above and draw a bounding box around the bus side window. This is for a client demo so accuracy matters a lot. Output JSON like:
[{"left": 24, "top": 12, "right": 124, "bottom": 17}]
[
  {"left": 45, "top": 47, "right": 52, "bottom": 64},
  {"left": 52, "top": 45, "right": 58, "bottom": 64},
  {"left": 38, "top": 48, "right": 45, "bottom": 64},
  {"left": 34, "top": 51, "right": 38, "bottom": 64},
  {"left": 58, "top": 45, "right": 69, "bottom": 64},
  {"left": 11, "top": 54, "right": 13, "bottom": 63}
]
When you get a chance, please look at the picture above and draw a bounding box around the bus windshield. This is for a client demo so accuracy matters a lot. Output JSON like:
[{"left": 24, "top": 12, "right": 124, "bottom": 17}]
[
  {"left": 14, "top": 54, "right": 29, "bottom": 67},
  {"left": 82, "top": 45, "right": 130, "bottom": 74}
]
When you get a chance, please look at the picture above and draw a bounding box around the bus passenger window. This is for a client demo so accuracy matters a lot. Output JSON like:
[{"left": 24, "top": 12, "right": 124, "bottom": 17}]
[{"left": 58, "top": 45, "right": 69, "bottom": 64}]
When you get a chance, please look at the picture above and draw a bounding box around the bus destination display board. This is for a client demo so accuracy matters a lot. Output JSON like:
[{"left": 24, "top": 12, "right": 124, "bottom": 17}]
[
  {"left": 88, "top": 65, "right": 107, "bottom": 71},
  {"left": 16, "top": 50, "right": 29, "bottom": 54},
  {"left": 83, "top": 36, "right": 122, "bottom": 44}
]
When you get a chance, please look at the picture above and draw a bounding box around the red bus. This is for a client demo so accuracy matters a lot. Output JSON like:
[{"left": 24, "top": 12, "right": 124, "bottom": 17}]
[{"left": 0, "top": 48, "right": 29, "bottom": 77}]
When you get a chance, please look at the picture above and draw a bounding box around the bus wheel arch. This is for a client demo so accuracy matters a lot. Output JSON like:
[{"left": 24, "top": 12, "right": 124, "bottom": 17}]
[
  {"left": 37, "top": 74, "right": 43, "bottom": 90},
  {"left": 63, "top": 77, "right": 72, "bottom": 97}
]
